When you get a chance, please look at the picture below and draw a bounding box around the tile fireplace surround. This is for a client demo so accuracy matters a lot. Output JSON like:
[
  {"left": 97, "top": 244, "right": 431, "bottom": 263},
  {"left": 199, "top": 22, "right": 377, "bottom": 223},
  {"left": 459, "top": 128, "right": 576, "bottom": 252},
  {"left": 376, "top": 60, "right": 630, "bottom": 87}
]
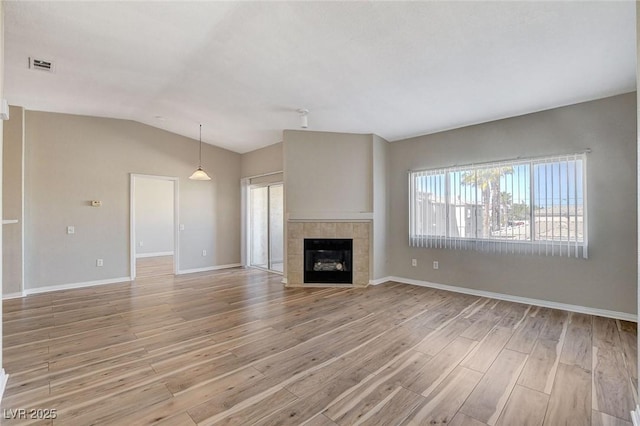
[{"left": 286, "top": 221, "right": 370, "bottom": 287}]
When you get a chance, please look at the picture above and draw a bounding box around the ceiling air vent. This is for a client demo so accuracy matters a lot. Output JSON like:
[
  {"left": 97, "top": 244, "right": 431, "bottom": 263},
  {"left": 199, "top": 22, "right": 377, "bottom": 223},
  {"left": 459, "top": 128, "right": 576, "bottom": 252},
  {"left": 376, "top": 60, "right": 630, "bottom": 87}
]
[{"left": 28, "top": 57, "right": 54, "bottom": 72}]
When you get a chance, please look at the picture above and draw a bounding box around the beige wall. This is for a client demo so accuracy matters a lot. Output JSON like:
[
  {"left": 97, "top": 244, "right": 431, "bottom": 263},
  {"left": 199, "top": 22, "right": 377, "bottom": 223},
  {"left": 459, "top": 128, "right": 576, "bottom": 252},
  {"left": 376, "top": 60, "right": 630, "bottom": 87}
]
[
  {"left": 3, "top": 106, "right": 22, "bottom": 295},
  {"left": 24, "top": 111, "right": 241, "bottom": 289},
  {"left": 241, "top": 142, "right": 283, "bottom": 178},
  {"left": 389, "top": 93, "right": 637, "bottom": 314},
  {"left": 284, "top": 130, "right": 373, "bottom": 217}
]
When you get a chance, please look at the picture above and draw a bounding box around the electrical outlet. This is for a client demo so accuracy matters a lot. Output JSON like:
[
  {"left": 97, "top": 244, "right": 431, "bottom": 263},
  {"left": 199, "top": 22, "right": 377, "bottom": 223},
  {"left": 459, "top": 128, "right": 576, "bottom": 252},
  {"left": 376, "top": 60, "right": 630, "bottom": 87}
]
[
  {"left": 179, "top": 224, "right": 185, "bottom": 231},
  {"left": 139, "top": 241, "right": 144, "bottom": 247},
  {"left": 433, "top": 261, "right": 439, "bottom": 270},
  {"left": 96, "top": 259, "right": 104, "bottom": 267},
  {"left": 202, "top": 249, "right": 207, "bottom": 256},
  {"left": 67, "top": 226, "right": 75, "bottom": 234},
  {"left": 411, "top": 259, "right": 417, "bottom": 267}
]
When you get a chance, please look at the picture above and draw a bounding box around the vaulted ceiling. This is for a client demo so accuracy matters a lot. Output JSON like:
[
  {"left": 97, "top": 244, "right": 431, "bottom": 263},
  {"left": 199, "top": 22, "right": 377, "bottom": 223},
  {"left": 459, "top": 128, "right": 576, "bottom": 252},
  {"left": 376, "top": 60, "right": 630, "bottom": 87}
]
[{"left": 4, "top": 1, "right": 636, "bottom": 153}]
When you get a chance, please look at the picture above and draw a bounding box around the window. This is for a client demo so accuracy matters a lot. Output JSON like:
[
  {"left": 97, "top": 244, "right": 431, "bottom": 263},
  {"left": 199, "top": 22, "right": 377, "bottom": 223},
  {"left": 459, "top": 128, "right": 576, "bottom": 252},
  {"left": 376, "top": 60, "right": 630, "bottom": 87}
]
[{"left": 409, "top": 153, "right": 587, "bottom": 258}]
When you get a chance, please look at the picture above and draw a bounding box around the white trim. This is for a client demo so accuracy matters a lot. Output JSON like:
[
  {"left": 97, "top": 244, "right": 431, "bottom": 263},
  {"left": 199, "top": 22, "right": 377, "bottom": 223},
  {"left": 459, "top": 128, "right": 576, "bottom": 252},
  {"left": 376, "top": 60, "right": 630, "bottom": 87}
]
[
  {"left": 243, "top": 170, "right": 284, "bottom": 181},
  {"left": 387, "top": 276, "right": 637, "bottom": 322},
  {"left": 1, "top": 219, "right": 17, "bottom": 224},
  {"left": 631, "top": 406, "right": 640, "bottom": 426},
  {"left": 176, "top": 263, "right": 241, "bottom": 275},
  {"left": 24, "top": 276, "right": 131, "bottom": 296},
  {"left": 135, "top": 251, "right": 174, "bottom": 259},
  {"left": 241, "top": 178, "right": 249, "bottom": 267},
  {"left": 0, "top": 369, "right": 8, "bottom": 402},
  {"left": 2, "top": 292, "right": 24, "bottom": 300},
  {"left": 281, "top": 277, "right": 288, "bottom": 284},
  {"left": 130, "top": 175, "right": 136, "bottom": 280},
  {"left": 129, "top": 173, "right": 179, "bottom": 181},
  {"left": 369, "top": 276, "right": 392, "bottom": 286},
  {"left": 173, "top": 180, "right": 180, "bottom": 276},
  {"left": 20, "top": 107, "right": 26, "bottom": 296}
]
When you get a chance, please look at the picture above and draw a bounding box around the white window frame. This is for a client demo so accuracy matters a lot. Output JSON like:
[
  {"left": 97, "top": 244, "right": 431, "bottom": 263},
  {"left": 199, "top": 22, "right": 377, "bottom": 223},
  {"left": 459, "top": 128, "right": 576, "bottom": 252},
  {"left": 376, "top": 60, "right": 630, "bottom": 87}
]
[{"left": 408, "top": 153, "right": 588, "bottom": 258}]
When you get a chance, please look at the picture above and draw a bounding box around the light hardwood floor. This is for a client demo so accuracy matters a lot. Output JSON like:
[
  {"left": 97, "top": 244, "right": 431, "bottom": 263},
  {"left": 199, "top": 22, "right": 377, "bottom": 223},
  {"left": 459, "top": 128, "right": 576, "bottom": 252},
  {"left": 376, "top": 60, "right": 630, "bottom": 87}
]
[
  {"left": 136, "top": 256, "right": 174, "bottom": 279},
  {"left": 1, "top": 267, "right": 637, "bottom": 425}
]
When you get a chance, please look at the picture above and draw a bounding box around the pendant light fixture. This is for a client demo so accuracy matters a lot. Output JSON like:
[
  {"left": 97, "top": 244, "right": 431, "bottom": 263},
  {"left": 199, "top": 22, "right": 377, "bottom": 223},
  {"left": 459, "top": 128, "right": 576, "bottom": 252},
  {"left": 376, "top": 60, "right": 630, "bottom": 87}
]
[{"left": 189, "top": 124, "right": 211, "bottom": 181}]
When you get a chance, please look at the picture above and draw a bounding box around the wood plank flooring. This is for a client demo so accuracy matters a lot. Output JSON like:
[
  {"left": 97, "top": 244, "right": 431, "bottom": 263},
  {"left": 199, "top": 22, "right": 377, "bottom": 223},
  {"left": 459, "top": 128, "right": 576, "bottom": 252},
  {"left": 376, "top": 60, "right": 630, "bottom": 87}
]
[
  {"left": 136, "top": 256, "right": 174, "bottom": 279},
  {"left": 1, "top": 268, "right": 637, "bottom": 425}
]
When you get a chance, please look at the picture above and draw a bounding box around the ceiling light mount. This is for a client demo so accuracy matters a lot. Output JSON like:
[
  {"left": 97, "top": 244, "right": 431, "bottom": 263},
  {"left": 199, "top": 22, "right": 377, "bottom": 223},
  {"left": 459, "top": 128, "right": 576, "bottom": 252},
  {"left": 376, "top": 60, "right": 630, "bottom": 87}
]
[
  {"left": 189, "top": 124, "right": 212, "bottom": 181},
  {"left": 297, "top": 108, "right": 309, "bottom": 129}
]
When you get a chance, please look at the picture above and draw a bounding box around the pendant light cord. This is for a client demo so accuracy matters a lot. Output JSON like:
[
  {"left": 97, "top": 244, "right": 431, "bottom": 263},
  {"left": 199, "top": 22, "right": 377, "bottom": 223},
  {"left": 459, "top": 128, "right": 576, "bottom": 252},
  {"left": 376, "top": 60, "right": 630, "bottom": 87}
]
[
  {"left": 189, "top": 123, "right": 211, "bottom": 180},
  {"left": 199, "top": 124, "right": 203, "bottom": 167}
]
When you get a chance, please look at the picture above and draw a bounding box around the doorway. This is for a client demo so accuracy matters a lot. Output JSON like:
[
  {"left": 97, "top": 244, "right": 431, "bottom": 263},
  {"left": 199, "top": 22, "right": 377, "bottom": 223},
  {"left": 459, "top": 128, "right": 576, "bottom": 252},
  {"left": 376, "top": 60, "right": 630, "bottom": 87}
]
[
  {"left": 130, "top": 174, "right": 179, "bottom": 280},
  {"left": 249, "top": 183, "right": 283, "bottom": 273}
]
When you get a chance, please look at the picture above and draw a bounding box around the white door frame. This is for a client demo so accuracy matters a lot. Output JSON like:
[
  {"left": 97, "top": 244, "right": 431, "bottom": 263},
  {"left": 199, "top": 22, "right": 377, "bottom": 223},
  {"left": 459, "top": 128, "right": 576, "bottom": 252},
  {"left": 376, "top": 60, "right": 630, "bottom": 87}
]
[
  {"left": 241, "top": 171, "right": 284, "bottom": 273},
  {"left": 241, "top": 178, "right": 250, "bottom": 268},
  {"left": 130, "top": 174, "right": 180, "bottom": 280},
  {"left": 247, "top": 181, "right": 284, "bottom": 273}
]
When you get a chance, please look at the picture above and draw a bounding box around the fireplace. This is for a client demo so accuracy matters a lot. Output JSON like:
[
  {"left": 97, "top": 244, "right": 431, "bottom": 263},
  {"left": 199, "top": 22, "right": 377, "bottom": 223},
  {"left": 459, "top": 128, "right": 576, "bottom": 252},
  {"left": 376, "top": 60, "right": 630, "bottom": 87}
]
[
  {"left": 286, "top": 222, "right": 369, "bottom": 287},
  {"left": 304, "top": 238, "right": 353, "bottom": 284}
]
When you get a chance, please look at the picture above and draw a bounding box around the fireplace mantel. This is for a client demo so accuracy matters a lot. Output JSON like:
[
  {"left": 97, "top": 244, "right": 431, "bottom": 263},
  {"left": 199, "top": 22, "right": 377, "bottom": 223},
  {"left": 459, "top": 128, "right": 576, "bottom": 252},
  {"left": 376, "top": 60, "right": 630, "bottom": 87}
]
[{"left": 287, "top": 212, "right": 373, "bottom": 221}]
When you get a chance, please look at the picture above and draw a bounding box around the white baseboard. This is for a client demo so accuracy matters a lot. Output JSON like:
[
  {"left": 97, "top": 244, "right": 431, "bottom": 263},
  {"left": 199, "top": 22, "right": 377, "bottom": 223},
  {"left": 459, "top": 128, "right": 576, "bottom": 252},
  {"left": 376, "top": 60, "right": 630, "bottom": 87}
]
[
  {"left": 369, "top": 276, "right": 392, "bottom": 286},
  {"left": 0, "top": 369, "right": 8, "bottom": 402},
  {"left": 176, "top": 263, "right": 241, "bottom": 275},
  {"left": 2, "top": 292, "right": 25, "bottom": 300},
  {"left": 24, "top": 276, "right": 132, "bottom": 296},
  {"left": 632, "top": 406, "right": 640, "bottom": 426},
  {"left": 135, "top": 251, "right": 174, "bottom": 259},
  {"left": 387, "top": 276, "right": 637, "bottom": 322}
]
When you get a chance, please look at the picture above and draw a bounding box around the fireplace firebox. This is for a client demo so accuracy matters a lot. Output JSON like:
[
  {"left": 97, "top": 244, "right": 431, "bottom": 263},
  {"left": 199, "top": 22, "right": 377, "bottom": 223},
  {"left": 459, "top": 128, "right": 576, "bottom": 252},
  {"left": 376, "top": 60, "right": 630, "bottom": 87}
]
[{"left": 304, "top": 239, "right": 353, "bottom": 284}]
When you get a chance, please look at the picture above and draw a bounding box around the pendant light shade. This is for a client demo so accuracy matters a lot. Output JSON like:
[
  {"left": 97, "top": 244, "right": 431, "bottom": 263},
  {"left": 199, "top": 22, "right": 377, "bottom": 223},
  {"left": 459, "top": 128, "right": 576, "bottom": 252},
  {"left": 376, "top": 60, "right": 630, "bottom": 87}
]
[
  {"left": 189, "top": 167, "right": 211, "bottom": 181},
  {"left": 189, "top": 124, "right": 211, "bottom": 181}
]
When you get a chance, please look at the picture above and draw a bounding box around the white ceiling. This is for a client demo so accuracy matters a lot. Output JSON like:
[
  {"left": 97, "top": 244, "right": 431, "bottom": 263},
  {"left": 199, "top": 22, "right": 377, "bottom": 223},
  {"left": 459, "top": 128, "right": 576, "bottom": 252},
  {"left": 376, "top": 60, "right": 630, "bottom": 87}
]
[{"left": 4, "top": 1, "right": 636, "bottom": 154}]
